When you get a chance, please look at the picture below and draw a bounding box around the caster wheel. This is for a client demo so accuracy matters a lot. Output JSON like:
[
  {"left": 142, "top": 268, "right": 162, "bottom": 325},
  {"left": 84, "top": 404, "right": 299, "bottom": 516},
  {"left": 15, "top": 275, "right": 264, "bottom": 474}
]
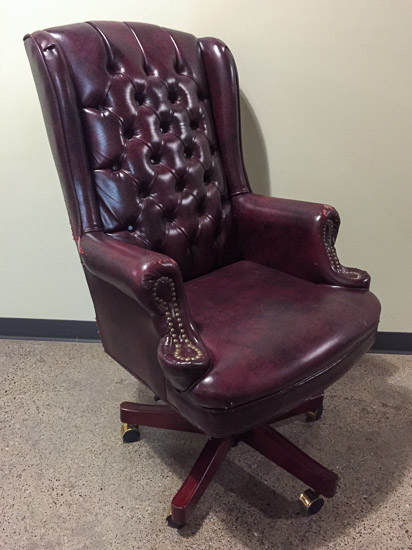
[
  {"left": 299, "top": 489, "right": 324, "bottom": 515},
  {"left": 166, "top": 514, "right": 185, "bottom": 529},
  {"left": 305, "top": 405, "right": 324, "bottom": 423},
  {"left": 154, "top": 395, "right": 161, "bottom": 402},
  {"left": 121, "top": 423, "right": 140, "bottom": 443}
]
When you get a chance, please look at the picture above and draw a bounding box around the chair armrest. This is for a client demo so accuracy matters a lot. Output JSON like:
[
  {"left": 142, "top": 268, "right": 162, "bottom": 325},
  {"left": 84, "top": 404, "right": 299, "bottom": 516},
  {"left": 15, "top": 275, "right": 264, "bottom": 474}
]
[
  {"left": 79, "top": 232, "right": 211, "bottom": 391},
  {"left": 232, "top": 193, "right": 370, "bottom": 289}
]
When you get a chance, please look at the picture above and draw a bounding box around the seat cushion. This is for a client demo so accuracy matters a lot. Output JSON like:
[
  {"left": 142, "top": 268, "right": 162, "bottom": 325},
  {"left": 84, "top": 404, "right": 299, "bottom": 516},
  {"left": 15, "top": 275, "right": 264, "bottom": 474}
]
[{"left": 183, "top": 261, "right": 380, "bottom": 409}]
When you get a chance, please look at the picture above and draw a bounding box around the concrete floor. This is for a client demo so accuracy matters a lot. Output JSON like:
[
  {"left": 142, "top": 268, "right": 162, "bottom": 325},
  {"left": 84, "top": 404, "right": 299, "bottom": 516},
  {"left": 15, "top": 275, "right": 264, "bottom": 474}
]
[{"left": 0, "top": 340, "right": 411, "bottom": 550}]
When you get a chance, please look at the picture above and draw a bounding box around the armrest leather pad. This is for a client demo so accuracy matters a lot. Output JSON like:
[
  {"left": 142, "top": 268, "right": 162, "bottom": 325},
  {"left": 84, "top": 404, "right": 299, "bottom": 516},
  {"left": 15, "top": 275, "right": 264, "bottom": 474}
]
[
  {"left": 233, "top": 193, "right": 370, "bottom": 289},
  {"left": 80, "top": 232, "right": 211, "bottom": 390}
]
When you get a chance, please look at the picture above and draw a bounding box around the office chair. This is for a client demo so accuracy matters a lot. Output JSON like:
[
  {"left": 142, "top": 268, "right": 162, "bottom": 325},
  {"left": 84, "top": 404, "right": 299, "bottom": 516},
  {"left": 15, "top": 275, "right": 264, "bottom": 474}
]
[{"left": 24, "top": 21, "right": 381, "bottom": 527}]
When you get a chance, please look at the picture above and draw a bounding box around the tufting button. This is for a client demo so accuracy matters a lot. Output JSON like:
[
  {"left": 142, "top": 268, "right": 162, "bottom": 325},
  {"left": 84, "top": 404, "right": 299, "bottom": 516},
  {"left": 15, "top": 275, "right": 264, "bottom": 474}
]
[
  {"left": 160, "top": 123, "right": 169, "bottom": 134},
  {"left": 106, "top": 64, "right": 115, "bottom": 73},
  {"left": 112, "top": 164, "right": 120, "bottom": 171},
  {"left": 190, "top": 120, "right": 199, "bottom": 130},
  {"left": 183, "top": 149, "right": 192, "bottom": 159},
  {"left": 150, "top": 157, "right": 160, "bottom": 165},
  {"left": 203, "top": 171, "right": 211, "bottom": 183},
  {"left": 97, "top": 105, "right": 105, "bottom": 111},
  {"left": 135, "top": 92, "right": 145, "bottom": 105},
  {"left": 175, "top": 180, "right": 185, "bottom": 192},
  {"left": 127, "top": 225, "right": 134, "bottom": 231},
  {"left": 169, "top": 91, "right": 177, "bottom": 103}
]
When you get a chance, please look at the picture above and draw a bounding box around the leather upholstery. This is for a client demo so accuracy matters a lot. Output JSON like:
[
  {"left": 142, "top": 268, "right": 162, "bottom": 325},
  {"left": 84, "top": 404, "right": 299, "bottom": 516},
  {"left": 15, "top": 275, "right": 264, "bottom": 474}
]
[
  {"left": 184, "top": 260, "right": 380, "bottom": 409},
  {"left": 25, "top": 22, "right": 238, "bottom": 280},
  {"left": 24, "top": 21, "right": 381, "bottom": 437},
  {"left": 233, "top": 194, "right": 371, "bottom": 288},
  {"left": 80, "top": 232, "right": 211, "bottom": 390},
  {"left": 166, "top": 332, "right": 374, "bottom": 438}
]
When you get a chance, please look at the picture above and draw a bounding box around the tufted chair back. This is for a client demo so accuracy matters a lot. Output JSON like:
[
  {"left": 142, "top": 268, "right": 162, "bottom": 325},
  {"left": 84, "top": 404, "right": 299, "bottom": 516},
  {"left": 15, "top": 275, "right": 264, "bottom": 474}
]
[{"left": 26, "top": 22, "right": 243, "bottom": 280}]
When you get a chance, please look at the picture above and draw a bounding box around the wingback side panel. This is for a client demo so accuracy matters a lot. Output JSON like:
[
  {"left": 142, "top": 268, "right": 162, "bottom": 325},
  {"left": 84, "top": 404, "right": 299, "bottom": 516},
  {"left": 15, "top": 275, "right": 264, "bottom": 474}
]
[
  {"left": 199, "top": 38, "right": 251, "bottom": 196},
  {"left": 26, "top": 21, "right": 240, "bottom": 280},
  {"left": 24, "top": 31, "right": 103, "bottom": 238}
]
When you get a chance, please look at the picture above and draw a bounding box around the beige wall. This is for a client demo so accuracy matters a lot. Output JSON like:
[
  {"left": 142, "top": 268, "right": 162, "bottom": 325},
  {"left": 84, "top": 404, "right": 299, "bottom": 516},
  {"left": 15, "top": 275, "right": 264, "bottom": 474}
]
[{"left": 1, "top": 1, "right": 411, "bottom": 331}]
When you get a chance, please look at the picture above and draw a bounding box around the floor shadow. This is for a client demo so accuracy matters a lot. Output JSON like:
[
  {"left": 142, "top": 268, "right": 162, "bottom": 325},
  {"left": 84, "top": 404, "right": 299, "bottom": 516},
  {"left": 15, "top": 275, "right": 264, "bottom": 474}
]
[
  {"left": 140, "top": 354, "right": 412, "bottom": 548},
  {"left": 239, "top": 90, "right": 271, "bottom": 196}
]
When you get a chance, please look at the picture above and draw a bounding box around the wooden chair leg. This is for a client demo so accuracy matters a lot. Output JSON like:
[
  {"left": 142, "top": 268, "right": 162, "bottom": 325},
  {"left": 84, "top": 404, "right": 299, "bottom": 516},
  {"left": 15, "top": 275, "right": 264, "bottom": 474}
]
[
  {"left": 168, "top": 437, "right": 234, "bottom": 527},
  {"left": 121, "top": 397, "right": 337, "bottom": 525},
  {"left": 120, "top": 402, "right": 203, "bottom": 433},
  {"left": 242, "top": 425, "right": 338, "bottom": 498}
]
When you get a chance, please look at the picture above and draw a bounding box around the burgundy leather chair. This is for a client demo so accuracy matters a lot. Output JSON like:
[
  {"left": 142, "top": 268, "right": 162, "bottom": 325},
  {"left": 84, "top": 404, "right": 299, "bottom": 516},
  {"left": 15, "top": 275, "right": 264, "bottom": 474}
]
[{"left": 24, "top": 21, "right": 381, "bottom": 527}]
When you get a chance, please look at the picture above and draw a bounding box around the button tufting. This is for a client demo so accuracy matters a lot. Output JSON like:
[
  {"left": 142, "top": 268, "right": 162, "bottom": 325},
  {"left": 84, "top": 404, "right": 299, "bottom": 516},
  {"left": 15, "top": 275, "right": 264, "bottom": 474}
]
[{"left": 65, "top": 26, "right": 232, "bottom": 283}]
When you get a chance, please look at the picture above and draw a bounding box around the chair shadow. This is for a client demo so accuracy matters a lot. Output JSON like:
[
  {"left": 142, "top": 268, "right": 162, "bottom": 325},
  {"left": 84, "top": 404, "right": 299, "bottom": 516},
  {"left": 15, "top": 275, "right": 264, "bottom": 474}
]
[
  {"left": 138, "top": 353, "right": 411, "bottom": 548},
  {"left": 239, "top": 90, "right": 271, "bottom": 196}
]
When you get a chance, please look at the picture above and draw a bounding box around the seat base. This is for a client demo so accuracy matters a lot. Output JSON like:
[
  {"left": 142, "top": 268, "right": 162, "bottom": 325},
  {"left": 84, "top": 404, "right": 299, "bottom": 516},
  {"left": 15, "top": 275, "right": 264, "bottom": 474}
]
[{"left": 120, "top": 394, "right": 338, "bottom": 527}]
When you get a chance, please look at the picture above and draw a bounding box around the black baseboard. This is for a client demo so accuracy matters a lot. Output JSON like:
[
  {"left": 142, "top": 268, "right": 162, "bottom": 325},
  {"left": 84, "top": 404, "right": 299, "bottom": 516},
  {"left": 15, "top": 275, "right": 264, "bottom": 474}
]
[
  {"left": 0, "top": 318, "right": 411, "bottom": 354},
  {"left": 371, "top": 331, "right": 412, "bottom": 354},
  {"left": 0, "top": 318, "right": 99, "bottom": 342}
]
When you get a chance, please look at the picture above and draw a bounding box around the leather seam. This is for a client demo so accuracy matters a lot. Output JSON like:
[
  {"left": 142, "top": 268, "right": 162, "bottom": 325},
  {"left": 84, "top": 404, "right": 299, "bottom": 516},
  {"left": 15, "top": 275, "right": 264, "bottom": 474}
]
[
  {"left": 186, "top": 325, "right": 378, "bottom": 412},
  {"left": 231, "top": 190, "right": 251, "bottom": 198}
]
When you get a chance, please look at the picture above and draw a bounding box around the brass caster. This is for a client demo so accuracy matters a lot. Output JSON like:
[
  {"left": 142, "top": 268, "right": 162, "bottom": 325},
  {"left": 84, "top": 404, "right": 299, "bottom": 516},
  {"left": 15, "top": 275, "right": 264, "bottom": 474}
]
[
  {"left": 305, "top": 405, "right": 324, "bottom": 423},
  {"left": 121, "top": 423, "right": 140, "bottom": 443},
  {"left": 166, "top": 508, "right": 185, "bottom": 529},
  {"left": 299, "top": 489, "right": 324, "bottom": 515},
  {"left": 166, "top": 515, "right": 185, "bottom": 529}
]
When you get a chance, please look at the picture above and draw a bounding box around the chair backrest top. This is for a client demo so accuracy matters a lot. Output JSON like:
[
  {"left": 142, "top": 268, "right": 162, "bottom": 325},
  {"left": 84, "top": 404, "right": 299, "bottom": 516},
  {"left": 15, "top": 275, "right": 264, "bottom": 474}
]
[{"left": 26, "top": 22, "right": 240, "bottom": 279}]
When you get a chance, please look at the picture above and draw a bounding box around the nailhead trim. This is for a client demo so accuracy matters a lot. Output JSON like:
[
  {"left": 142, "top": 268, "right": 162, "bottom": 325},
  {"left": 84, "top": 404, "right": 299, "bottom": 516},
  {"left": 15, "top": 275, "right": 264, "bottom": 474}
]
[
  {"left": 323, "top": 220, "right": 361, "bottom": 277},
  {"left": 323, "top": 222, "right": 343, "bottom": 272},
  {"left": 152, "top": 276, "right": 203, "bottom": 362}
]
